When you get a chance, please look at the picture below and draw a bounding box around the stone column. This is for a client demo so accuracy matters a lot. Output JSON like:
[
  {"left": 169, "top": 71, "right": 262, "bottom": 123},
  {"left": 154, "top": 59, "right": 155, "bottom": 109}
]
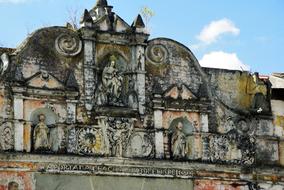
[
  {"left": 81, "top": 28, "right": 96, "bottom": 114},
  {"left": 154, "top": 109, "right": 164, "bottom": 158},
  {"left": 13, "top": 96, "right": 24, "bottom": 151}
]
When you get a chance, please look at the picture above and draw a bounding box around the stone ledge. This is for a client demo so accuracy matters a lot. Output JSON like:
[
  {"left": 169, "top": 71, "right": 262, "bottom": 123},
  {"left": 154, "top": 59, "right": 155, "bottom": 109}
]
[{"left": 0, "top": 153, "right": 283, "bottom": 182}]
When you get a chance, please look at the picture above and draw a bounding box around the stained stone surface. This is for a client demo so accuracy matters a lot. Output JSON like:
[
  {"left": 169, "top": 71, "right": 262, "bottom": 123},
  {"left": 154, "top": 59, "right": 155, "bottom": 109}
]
[
  {"left": 35, "top": 174, "right": 193, "bottom": 190},
  {"left": 0, "top": 0, "right": 283, "bottom": 189}
]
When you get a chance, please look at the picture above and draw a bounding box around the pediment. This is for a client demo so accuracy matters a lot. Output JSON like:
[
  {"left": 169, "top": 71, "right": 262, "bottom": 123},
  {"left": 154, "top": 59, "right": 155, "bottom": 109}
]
[
  {"left": 94, "top": 14, "right": 131, "bottom": 32},
  {"left": 113, "top": 15, "right": 131, "bottom": 32},
  {"left": 94, "top": 15, "right": 111, "bottom": 31},
  {"left": 26, "top": 71, "right": 65, "bottom": 90},
  {"left": 164, "top": 84, "right": 197, "bottom": 100}
]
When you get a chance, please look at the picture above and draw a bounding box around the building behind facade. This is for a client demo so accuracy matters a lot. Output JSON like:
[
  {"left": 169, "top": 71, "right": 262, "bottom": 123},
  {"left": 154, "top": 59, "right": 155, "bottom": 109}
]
[{"left": 0, "top": 0, "right": 283, "bottom": 189}]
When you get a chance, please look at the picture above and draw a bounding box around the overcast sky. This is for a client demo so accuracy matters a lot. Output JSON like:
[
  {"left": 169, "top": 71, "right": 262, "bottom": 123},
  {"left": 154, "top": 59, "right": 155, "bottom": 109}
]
[{"left": 0, "top": 0, "right": 283, "bottom": 74}]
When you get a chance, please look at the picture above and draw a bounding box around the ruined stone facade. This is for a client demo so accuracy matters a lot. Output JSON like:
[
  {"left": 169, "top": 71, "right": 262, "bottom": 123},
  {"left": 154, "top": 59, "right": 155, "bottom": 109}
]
[{"left": 0, "top": 0, "right": 283, "bottom": 189}]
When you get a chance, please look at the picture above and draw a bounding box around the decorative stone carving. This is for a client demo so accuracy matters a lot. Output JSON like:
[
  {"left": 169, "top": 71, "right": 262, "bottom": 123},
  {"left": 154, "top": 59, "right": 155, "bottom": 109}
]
[
  {"left": 67, "top": 127, "right": 77, "bottom": 153},
  {"left": 126, "top": 132, "right": 153, "bottom": 158},
  {"left": 55, "top": 33, "right": 82, "bottom": 57},
  {"left": 77, "top": 128, "right": 104, "bottom": 155},
  {"left": 0, "top": 53, "right": 9, "bottom": 76},
  {"left": 146, "top": 44, "right": 168, "bottom": 65},
  {"left": 33, "top": 114, "right": 50, "bottom": 151},
  {"left": 209, "top": 135, "right": 229, "bottom": 162},
  {"left": 96, "top": 55, "right": 124, "bottom": 106},
  {"left": 107, "top": 117, "right": 134, "bottom": 157},
  {"left": 208, "top": 128, "right": 256, "bottom": 165},
  {"left": 0, "top": 122, "right": 14, "bottom": 151},
  {"left": 171, "top": 122, "right": 187, "bottom": 159}
]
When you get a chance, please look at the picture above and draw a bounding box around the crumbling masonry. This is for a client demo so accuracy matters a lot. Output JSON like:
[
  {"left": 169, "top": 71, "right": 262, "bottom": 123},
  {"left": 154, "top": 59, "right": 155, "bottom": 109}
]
[{"left": 0, "top": 0, "right": 284, "bottom": 189}]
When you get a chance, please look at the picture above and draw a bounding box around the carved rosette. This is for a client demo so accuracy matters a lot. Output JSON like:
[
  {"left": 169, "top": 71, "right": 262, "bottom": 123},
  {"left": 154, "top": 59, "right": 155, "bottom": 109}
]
[
  {"left": 146, "top": 44, "right": 169, "bottom": 65},
  {"left": 55, "top": 33, "right": 82, "bottom": 57},
  {"left": 77, "top": 128, "right": 103, "bottom": 155}
]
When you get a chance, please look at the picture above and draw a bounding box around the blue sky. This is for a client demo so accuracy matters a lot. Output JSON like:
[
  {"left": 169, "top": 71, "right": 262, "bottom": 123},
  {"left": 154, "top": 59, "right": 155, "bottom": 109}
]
[{"left": 0, "top": 0, "right": 283, "bottom": 74}]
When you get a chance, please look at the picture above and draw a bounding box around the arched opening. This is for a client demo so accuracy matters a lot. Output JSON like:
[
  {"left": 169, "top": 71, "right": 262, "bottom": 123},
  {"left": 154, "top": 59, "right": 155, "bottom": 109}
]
[{"left": 30, "top": 108, "right": 58, "bottom": 126}]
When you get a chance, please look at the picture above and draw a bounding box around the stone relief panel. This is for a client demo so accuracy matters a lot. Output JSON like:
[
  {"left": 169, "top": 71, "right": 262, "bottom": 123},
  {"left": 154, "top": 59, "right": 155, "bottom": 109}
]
[
  {"left": 208, "top": 131, "right": 256, "bottom": 165},
  {"left": 0, "top": 122, "right": 14, "bottom": 151},
  {"left": 125, "top": 131, "right": 154, "bottom": 158},
  {"left": 67, "top": 117, "right": 136, "bottom": 157},
  {"left": 106, "top": 117, "right": 134, "bottom": 157}
]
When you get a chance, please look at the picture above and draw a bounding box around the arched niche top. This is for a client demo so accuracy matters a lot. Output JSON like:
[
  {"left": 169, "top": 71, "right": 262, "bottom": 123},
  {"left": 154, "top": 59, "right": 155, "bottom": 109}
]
[
  {"left": 169, "top": 117, "right": 194, "bottom": 136},
  {"left": 97, "top": 53, "right": 129, "bottom": 72},
  {"left": 30, "top": 108, "right": 58, "bottom": 126}
]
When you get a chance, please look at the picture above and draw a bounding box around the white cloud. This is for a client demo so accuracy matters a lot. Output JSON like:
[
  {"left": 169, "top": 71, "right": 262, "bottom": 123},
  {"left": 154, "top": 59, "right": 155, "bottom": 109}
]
[
  {"left": 199, "top": 51, "right": 250, "bottom": 71},
  {"left": 197, "top": 18, "right": 240, "bottom": 45}
]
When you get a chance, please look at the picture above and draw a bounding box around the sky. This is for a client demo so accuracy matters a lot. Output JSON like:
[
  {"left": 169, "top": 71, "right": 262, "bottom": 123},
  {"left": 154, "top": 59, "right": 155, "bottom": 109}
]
[{"left": 0, "top": 0, "right": 283, "bottom": 75}]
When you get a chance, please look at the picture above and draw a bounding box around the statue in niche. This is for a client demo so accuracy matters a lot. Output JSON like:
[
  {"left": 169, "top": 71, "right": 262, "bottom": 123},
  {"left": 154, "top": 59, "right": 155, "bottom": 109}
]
[
  {"left": 102, "top": 55, "right": 123, "bottom": 102},
  {"left": 33, "top": 114, "right": 50, "bottom": 151},
  {"left": 171, "top": 122, "right": 187, "bottom": 159},
  {"left": 8, "top": 182, "right": 19, "bottom": 190}
]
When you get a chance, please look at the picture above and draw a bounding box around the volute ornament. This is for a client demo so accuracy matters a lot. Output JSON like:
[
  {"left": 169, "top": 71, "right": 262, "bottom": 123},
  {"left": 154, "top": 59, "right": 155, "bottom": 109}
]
[
  {"left": 146, "top": 44, "right": 168, "bottom": 65},
  {"left": 55, "top": 33, "right": 82, "bottom": 57}
]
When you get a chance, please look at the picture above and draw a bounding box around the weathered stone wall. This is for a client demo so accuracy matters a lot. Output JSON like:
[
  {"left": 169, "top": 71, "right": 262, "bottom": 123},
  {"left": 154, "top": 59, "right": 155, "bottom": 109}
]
[{"left": 0, "top": 0, "right": 283, "bottom": 189}]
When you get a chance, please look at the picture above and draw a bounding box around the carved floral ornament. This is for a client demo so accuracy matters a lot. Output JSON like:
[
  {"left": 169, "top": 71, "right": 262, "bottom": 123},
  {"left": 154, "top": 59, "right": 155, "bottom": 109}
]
[{"left": 55, "top": 33, "right": 82, "bottom": 57}]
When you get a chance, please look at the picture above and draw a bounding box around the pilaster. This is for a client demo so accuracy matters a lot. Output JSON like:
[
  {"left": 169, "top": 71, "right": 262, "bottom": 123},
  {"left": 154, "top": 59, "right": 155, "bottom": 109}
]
[
  {"left": 13, "top": 94, "right": 24, "bottom": 151},
  {"left": 81, "top": 28, "right": 96, "bottom": 114}
]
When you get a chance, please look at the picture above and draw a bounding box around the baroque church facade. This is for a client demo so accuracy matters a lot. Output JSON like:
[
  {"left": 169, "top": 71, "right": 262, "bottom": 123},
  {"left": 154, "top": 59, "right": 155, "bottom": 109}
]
[{"left": 0, "top": 0, "right": 284, "bottom": 189}]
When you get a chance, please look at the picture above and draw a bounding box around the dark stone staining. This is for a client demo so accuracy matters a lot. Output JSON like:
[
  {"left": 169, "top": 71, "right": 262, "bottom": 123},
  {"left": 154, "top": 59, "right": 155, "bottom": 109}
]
[
  {"left": 131, "top": 14, "right": 145, "bottom": 29},
  {"left": 80, "top": 9, "right": 94, "bottom": 24}
]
